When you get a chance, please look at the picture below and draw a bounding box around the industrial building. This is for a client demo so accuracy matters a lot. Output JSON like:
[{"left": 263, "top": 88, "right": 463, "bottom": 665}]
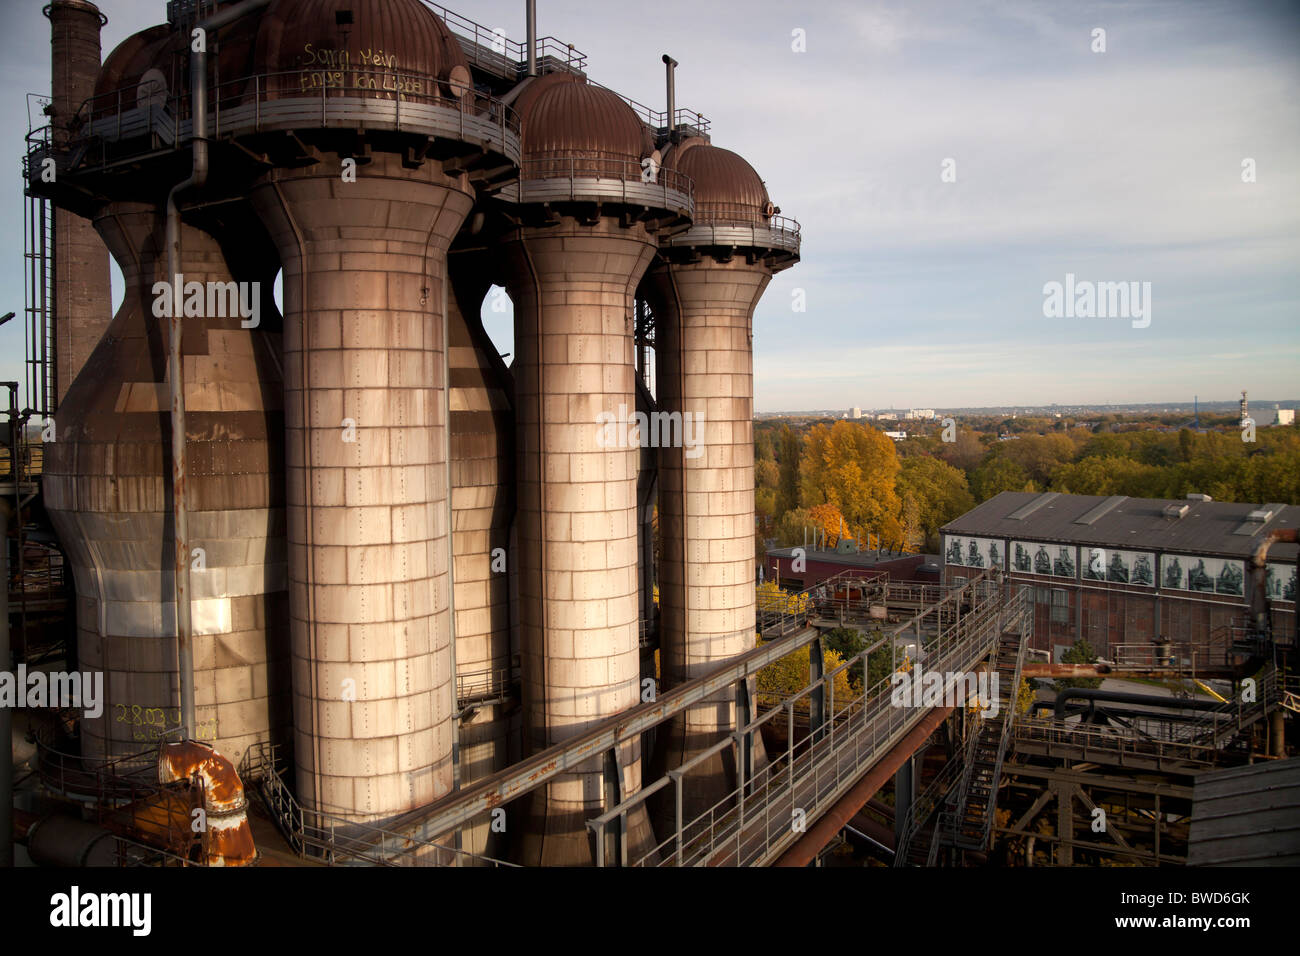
[
  {"left": 10, "top": 0, "right": 801, "bottom": 867},
  {"left": 3, "top": 0, "right": 1294, "bottom": 872},
  {"left": 940, "top": 492, "right": 1298, "bottom": 661}
]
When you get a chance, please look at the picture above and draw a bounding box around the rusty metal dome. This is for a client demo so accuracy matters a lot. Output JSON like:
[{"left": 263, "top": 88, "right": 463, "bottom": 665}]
[
  {"left": 94, "top": 25, "right": 170, "bottom": 99},
  {"left": 94, "top": 16, "right": 261, "bottom": 115},
  {"left": 518, "top": 73, "right": 652, "bottom": 169},
  {"left": 253, "top": 0, "right": 469, "bottom": 93},
  {"left": 671, "top": 141, "right": 771, "bottom": 223}
]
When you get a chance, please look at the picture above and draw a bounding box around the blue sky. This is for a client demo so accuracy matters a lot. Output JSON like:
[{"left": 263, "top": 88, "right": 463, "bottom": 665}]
[{"left": 2, "top": 0, "right": 1296, "bottom": 412}]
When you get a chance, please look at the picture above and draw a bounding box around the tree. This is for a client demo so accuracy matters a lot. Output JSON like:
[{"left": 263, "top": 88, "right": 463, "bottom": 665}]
[
  {"left": 807, "top": 502, "right": 851, "bottom": 545},
  {"left": 756, "top": 579, "right": 809, "bottom": 617},
  {"left": 799, "top": 421, "right": 905, "bottom": 547},
  {"left": 1016, "top": 677, "right": 1036, "bottom": 716},
  {"left": 773, "top": 507, "right": 814, "bottom": 548},
  {"left": 897, "top": 455, "right": 975, "bottom": 551},
  {"left": 970, "top": 456, "right": 1031, "bottom": 502},
  {"left": 757, "top": 641, "right": 855, "bottom": 714},
  {"left": 776, "top": 425, "right": 801, "bottom": 517},
  {"left": 938, "top": 429, "right": 985, "bottom": 471},
  {"left": 1054, "top": 638, "right": 1102, "bottom": 691},
  {"left": 822, "top": 627, "right": 869, "bottom": 689}
]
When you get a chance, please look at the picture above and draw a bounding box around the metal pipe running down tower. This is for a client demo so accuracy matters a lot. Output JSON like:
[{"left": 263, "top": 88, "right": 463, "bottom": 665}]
[{"left": 166, "top": 0, "right": 272, "bottom": 742}]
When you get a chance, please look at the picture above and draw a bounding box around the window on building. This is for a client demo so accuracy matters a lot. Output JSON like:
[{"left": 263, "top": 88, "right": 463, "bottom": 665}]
[{"left": 1050, "top": 588, "right": 1070, "bottom": 624}]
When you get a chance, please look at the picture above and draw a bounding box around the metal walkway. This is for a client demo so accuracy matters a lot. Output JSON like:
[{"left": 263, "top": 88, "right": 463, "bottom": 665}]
[{"left": 240, "top": 571, "right": 1027, "bottom": 866}]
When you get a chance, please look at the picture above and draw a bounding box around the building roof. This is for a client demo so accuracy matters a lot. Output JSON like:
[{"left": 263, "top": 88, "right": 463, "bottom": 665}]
[
  {"left": 940, "top": 491, "right": 1299, "bottom": 562},
  {"left": 1187, "top": 757, "right": 1300, "bottom": 866}
]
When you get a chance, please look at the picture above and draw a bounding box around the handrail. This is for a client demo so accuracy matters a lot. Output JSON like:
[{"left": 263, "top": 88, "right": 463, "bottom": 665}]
[
  {"left": 240, "top": 742, "right": 517, "bottom": 867},
  {"left": 419, "top": 1, "right": 588, "bottom": 71},
  {"left": 26, "top": 66, "right": 522, "bottom": 180},
  {"left": 515, "top": 154, "right": 694, "bottom": 210},
  {"left": 618, "top": 578, "right": 1019, "bottom": 866}
]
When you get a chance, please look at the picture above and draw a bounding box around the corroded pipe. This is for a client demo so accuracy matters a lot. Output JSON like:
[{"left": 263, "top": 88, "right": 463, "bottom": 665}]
[{"left": 158, "top": 740, "right": 256, "bottom": 866}]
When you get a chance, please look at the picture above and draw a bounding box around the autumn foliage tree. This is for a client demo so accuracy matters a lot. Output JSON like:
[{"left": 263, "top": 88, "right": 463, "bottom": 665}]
[{"left": 798, "top": 421, "right": 906, "bottom": 547}]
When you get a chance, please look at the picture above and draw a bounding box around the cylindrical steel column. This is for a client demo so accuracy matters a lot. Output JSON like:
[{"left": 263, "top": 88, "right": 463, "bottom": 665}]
[
  {"left": 45, "top": 0, "right": 112, "bottom": 406},
  {"left": 500, "top": 218, "right": 659, "bottom": 866},
  {"left": 252, "top": 154, "right": 474, "bottom": 824},
  {"left": 645, "top": 258, "right": 771, "bottom": 818},
  {"left": 446, "top": 258, "right": 516, "bottom": 858},
  {"left": 43, "top": 200, "right": 289, "bottom": 769}
]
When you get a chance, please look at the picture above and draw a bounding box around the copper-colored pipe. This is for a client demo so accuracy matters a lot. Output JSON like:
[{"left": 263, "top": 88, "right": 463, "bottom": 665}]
[
  {"left": 773, "top": 706, "right": 954, "bottom": 867},
  {"left": 1020, "top": 663, "right": 1240, "bottom": 679},
  {"left": 1250, "top": 528, "right": 1298, "bottom": 638}
]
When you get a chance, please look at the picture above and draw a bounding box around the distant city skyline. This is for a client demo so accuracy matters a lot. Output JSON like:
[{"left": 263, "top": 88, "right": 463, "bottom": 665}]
[{"left": 760, "top": 396, "right": 1299, "bottom": 414}]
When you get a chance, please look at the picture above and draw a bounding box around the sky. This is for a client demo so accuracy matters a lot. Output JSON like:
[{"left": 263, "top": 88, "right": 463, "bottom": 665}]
[{"left": 1, "top": 0, "right": 1297, "bottom": 413}]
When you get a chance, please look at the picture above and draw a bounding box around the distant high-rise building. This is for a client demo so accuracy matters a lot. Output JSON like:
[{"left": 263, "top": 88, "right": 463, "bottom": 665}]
[
  {"left": 1275, "top": 407, "right": 1295, "bottom": 426},
  {"left": 851, "top": 406, "right": 862, "bottom": 419}
]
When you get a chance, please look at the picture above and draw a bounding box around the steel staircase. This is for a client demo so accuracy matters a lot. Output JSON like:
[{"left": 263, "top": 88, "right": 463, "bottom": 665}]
[{"left": 947, "top": 623, "right": 1028, "bottom": 852}]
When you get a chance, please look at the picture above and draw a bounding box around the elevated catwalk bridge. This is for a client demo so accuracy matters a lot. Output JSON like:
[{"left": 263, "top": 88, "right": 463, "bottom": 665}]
[{"left": 234, "top": 569, "right": 1030, "bottom": 866}]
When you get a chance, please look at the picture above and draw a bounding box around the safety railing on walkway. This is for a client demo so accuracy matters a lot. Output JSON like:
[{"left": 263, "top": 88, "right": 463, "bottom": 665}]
[
  {"left": 240, "top": 742, "right": 517, "bottom": 867},
  {"left": 594, "top": 579, "right": 1024, "bottom": 866},
  {"left": 26, "top": 66, "right": 522, "bottom": 180}
]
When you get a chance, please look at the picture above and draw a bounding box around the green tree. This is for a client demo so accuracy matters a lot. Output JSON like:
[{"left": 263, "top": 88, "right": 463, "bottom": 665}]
[
  {"left": 970, "top": 456, "right": 1031, "bottom": 502},
  {"left": 896, "top": 455, "right": 975, "bottom": 551},
  {"left": 776, "top": 424, "right": 801, "bottom": 517},
  {"left": 1054, "top": 638, "right": 1102, "bottom": 691},
  {"left": 822, "top": 627, "right": 869, "bottom": 689}
]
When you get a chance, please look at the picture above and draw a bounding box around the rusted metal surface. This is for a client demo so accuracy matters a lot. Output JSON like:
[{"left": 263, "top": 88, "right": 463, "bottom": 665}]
[
  {"left": 159, "top": 740, "right": 256, "bottom": 866},
  {"left": 668, "top": 141, "right": 770, "bottom": 221},
  {"left": 517, "top": 73, "right": 654, "bottom": 170},
  {"left": 253, "top": 0, "right": 469, "bottom": 100},
  {"left": 1251, "top": 528, "right": 1299, "bottom": 633},
  {"left": 43, "top": 202, "right": 288, "bottom": 769},
  {"left": 773, "top": 706, "right": 955, "bottom": 867}
]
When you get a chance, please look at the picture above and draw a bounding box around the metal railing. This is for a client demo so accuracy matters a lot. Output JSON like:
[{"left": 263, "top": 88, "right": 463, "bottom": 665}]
[
  {"left": 596, "top": 578, "right": 1026, "bottom": 866},
  {"left": 1013, "top": 715, "right": 1226, "bottom": 769},
  {"left": 33, "top": 725, "right": 161, "bottom": 801},
  {"left": 28, "top": 66, "right": 521, "bottom": 179},
  {"left": 1172, "top": 666, "right": 1278, "bottom": 746},
  {"left": 455, "top": 660, "right": 517, "bottom": 708},
  {"left": 586, "top": 78, "right": 711, "bottom": 136},
  {"left": 891, "top": 745, "right": 967, "bottom": 865},
  {"left": 240, "top": 742, "right": 517, "bottom": 867},
  {"left": 421, "top": 1, "right": 588, "bottom": 73},
  {"left": 515, "top": 154, "right": 694, "bottom": 213}
]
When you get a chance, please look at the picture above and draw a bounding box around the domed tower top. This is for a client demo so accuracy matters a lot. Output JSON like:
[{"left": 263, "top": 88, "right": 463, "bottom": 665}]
[
  {"left": 94, "top": 24, "right": 172, "bottom": 100},
  {"left": 508, "top": 72, "right": 690, "bottom": 222},
  {"left": 517, "top": 73, "right": 652, "bottom": 166},
  {"left": 661, "top": 139, "right": 799, "bottom": 267},
  {"left": 254, "top": 0, "right": 470, "bottom": 96},
  {"left": 670, "top": 141, "right": 771, "bottom": 224}
]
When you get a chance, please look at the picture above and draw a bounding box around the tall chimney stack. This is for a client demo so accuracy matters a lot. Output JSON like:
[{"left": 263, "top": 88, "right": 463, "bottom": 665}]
[{"left": 45, "top": 0, "right": 113, "bottom": 408}]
